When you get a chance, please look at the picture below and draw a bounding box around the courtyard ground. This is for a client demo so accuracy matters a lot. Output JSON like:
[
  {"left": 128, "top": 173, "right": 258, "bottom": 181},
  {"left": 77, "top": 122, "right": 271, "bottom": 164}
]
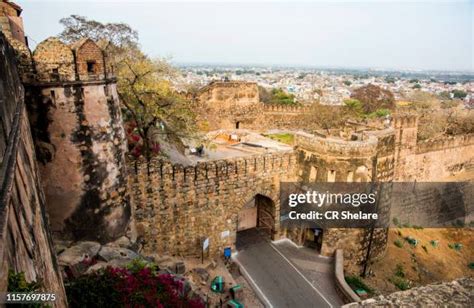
[{"left": 363, "top": 228, "right": 473, "bottom": 296}]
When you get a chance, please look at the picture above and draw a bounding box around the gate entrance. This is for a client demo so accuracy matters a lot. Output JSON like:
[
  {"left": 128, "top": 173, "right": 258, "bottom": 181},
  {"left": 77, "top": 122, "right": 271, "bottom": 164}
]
[{"left": 236, "top": 194, "right": 275, "bottom": 249}]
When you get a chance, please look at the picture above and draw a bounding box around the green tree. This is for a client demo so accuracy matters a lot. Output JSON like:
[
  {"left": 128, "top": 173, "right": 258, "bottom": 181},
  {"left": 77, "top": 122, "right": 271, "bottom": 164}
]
[
  {"left": 260, "top": 87, "right": 298, "bottom": 105},
  {"left": 116, "top": 50, "right": 196, "bottom": 160},
  {"left": 350, "top": 84, "right": 395, "bottom": 113},
  {"left": 452, "top": 89, "right": 467, "bottom": 99},
  {"left": 58, "top": 15, "right": 196, "bottom": 160},
  {"left": 59, "top": 15, "right": 138, "bottom": 49}
]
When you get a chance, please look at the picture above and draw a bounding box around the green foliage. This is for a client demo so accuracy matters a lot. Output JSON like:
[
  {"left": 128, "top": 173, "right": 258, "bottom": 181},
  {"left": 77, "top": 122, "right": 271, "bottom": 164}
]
[
  {"left": 350, "top": 84, "right": 395, "bottom": 113},
  {"left": 368, "top": 108, "right": 391, "bottom": 118},
  {"left": 448, "top": 243, "right": 463, "bottom": 251},
  {"left": 385, "top": 77, "right": 396, "bottom": 83},
  {"left": 394, "top": 239, "right": 404, "bottom": 248},
  {"left": 269, "top": 88, "right": 298, "bottom": 105},
  {"left": 344, "top": 98, "right": 363, "bottom": 115},
  {"left": 389, "top": 276, "right": 411, "bottom": 290},
  {"left": 58, "top": 15, "right": 197, "bottom": 161},
  {"left": 469, "top": 262, "right": 474, "bottom": 270},
  {"left": 263, "top": 133, "right": 294, "bottom": 145},
  {"left": 452, "top": 89, "right": 467, "bottom": 99},
  {"left": 405, "top": 236, "right": 418, "bottom": 247},
  {"left": 430, "top": 240, "right": 439, "bottom": 248},
  {"left": 412, "top": 83, "right": 422, "bottom": 89},
  {"left": 8, "top": 271, "right": 43, "bottom": 308},
  {"left": 8, "top": 270, "right": 42, "bottom": 292},
  {"left": 343, "top": 80, "right": 352, "bottom": 86},
  {"left": 394, "top": 264, "right": 405, "bottom": 278},
  {"left": 260, "top": 86, "right": 298, "bottom": 105},
  {"left": 345, "top": 275, "right": 373, "bottom": 294},
  {"left": 126, "top": 258, "right": 158, "bottom": 274}
]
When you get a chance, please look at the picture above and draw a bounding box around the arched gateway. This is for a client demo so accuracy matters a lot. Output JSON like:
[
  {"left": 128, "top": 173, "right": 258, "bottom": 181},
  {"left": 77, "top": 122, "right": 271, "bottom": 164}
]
[{"left": 236, "top": 194, "right": 278, "bottom": 250}]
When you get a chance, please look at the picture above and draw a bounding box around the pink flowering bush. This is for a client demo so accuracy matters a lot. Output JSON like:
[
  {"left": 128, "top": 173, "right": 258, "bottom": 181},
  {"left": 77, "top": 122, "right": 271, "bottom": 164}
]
[{"left": 66, "top": 265, "right": 204, "bottom": 308}]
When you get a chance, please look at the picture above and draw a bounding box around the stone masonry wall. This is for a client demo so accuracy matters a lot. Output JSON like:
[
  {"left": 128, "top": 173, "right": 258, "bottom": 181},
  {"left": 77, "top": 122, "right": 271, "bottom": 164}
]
[
  {"left": 130, "top": 152, "right": 297, "bottom": 257},
  {"left": 72, "top": 38, "right": 106, "bottom": 81},
  {"left": 291, "top": 130, "right": 395, "bottom": 274},
  {"left": 24, "top": 36, "right": 131, "bottom": 243},
  {"left": 25, "top": 82, "right": 131, "bottom": 243},
  {"left": 394, "top": 114, "right": 474, "bottom": 181},
  {"left": 0, "top": 32, "right": 66, "bottom": 305}
]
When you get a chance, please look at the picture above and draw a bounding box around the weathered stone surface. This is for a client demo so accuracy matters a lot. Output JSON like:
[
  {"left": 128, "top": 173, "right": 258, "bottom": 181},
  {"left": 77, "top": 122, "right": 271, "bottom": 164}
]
[
  {"left": 105, "top": 235, "right": 132, "bottom": 248},
  {"left": 343, "top": 278, "right": 474, "bottom": 307},
  {"left": 0, "top": 32, "right": 67, "bottom": 307},
  {"left": 84, "top": 261, "right": 109, "bottom": 274},
  {"left": 25, "top": 36, "right": 131, "bottom": 243},
  {"left": 97, "top": 246, "right": 139, "bottom": 262},
  {"left": 58, "top": 241, "right": 101, "bottom": 266},
  {"left": 193, "top": 268, "right": 210, "bottom": 284}
]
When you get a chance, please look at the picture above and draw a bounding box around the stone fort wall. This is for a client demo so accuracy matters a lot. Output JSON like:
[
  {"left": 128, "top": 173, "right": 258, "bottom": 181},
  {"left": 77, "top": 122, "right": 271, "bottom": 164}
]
[
  {"left": 0, "top": 32, "right": 66, "bottom": 306},
  {"left": 129, "top": 152, "right": 297, "bottom": 257},
  {"left": 22, "top": 37, "right": 131, "bottom": 243}
]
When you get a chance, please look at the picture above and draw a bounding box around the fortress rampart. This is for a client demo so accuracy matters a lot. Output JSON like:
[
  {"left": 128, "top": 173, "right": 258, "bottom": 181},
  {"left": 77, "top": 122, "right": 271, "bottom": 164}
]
[
  {"left": 416, "top": 134, "right": 474, "bottom": 154},
  {"left": 8, "top": 34, "right": 131, "bottom": 243},
  {"left": 130, "top": 151, "right": 297, "bottom": 257},
  {"left": 262, "top": 104, "right": 309, "bottom": 113},
  {"left": 393, "top": 114, "right": 474, "bottom": 181},
  {"left": 0, "top": 32, "right": 66, "bottom": 306}
]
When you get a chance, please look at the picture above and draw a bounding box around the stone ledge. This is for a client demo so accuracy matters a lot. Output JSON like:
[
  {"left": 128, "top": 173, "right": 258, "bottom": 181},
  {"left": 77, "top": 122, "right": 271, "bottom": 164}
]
[{"left": 335, "top": 249, "right": 361, "bottom": 304}]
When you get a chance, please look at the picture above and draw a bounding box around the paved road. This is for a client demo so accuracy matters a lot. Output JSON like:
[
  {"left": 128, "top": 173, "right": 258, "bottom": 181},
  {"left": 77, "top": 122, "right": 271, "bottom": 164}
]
[{"left": 235, "top": 229, "right": 334, "bottom": 308}]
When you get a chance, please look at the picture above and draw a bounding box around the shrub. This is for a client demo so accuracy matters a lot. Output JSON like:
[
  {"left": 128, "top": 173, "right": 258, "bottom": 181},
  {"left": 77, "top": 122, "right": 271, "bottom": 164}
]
[
  {"left": 8, "top": 271, "right": 42, "bottom": 308},
  {"left": 394, "top": 239, "right": 403, "bottom": 248},
  {"left": 66, "top": 266, "right": 204, "bottom": 308},
  {"left": 345, "top": 275, "right": 373, "bottom": 294},
  {"left": 390, "top": 276, "right": 411, "bottom": 290},
  {"left": 394, "top": 264, "right": 405, "bottom": 278}
]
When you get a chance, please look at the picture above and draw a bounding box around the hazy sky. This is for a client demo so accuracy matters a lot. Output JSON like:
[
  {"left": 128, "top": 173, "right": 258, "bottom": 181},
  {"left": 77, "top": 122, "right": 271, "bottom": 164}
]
[{"left": 19, "top": 0, "right": 473, "bottom": 71}]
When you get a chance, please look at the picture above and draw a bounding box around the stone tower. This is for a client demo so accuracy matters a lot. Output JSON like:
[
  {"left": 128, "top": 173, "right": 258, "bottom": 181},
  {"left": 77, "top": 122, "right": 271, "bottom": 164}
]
[{"left": 23, "top": 37, "right": 130, "bottom": 243}]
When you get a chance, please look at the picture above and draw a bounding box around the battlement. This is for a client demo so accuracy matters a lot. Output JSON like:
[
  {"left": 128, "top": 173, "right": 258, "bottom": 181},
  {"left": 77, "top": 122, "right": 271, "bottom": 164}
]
[
  {"left": 31, "top": 36, "right": 112, "bottom": 83},
  {"left": 262, "top": 104, "right": 309, "bottom": 113},
  {"left": 199, "top": 80, "right": 258, "bottom": 94},
  {"left": 416, "top": 134, "right": 474, "bottom": 154},
  {"left": 393, "top": 113, "right": 419, "bottom": 129},
  {"left": 131, "top": 151, "right": 296, "bottom": 183},
  {"left": 295, "top": 132, "right": 379, "bottom": 158}
]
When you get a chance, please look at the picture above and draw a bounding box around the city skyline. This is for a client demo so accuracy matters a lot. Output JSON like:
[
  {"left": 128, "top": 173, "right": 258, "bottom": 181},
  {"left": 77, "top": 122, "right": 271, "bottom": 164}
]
[{"left": 20, "top": 0, "right": 474, "bottom": 72}]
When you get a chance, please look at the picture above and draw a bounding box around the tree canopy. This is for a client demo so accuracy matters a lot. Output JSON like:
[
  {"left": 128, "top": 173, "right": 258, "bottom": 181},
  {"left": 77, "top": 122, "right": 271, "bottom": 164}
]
[
  {"left": 350, "top": 84, "right": 395, "bottom": 113},
  {"left": 259, "top": 87, "right": 298, "bottom": 105},
  {"left": 59, "top": 15, "right": 138, "bottom": 49},
  {"left": 58, "top": 15, "right": 196, "bottom": 160}
]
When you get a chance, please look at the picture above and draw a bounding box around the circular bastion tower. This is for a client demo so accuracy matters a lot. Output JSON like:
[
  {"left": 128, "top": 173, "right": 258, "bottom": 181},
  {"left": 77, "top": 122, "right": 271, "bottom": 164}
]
[
  {"left": 288, "top": 127, "right": 396, "bottom": 274},
  {"left": 23, "top": 37, "right": 130, "bottom": 243}
]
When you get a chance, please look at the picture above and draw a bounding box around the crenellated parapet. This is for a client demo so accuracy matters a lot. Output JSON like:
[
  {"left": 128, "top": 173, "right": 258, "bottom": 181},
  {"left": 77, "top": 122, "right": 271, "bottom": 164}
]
[
  {"left": 295, "top": 132, "right": 379, "bottom": 158},
  {"left": 30, "top": 36, "right": 114, "bottom": 84},
  {"left": 131, "top": 151, "right": 296, "bottom": 183},
  {"left": 129, "top": 151, "right": 297, "bottom": 256},
  {"left": 416, "top": 134, "right": 474, "bottom": 154},
  {"left": 392, "top": 113, "right": 418, "bottom": 129},
  {"left": 262, "top": 104, "right": 309, "bottom": 113}
]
